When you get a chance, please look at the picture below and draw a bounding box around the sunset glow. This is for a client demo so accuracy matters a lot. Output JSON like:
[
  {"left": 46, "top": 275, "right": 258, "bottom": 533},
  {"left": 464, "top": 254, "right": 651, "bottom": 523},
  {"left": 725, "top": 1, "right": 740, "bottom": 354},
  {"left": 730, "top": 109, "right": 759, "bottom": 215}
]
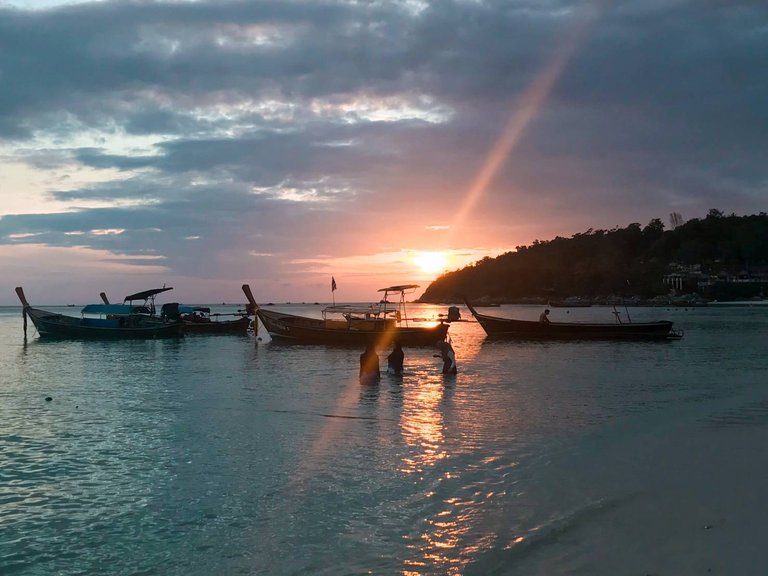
[
  {"left": 1, "top": 0, "right": 764, "bottom": 304},
  {"left": 413, "top": 251, "right": 449, "bottom": 275}
]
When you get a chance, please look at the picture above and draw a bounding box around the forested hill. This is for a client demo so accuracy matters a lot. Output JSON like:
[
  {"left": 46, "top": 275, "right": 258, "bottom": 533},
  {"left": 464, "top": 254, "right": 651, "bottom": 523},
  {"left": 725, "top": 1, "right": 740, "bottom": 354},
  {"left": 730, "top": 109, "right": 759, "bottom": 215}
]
[{"left": 417, "top": 211, "right": 768, "bottom": 304}]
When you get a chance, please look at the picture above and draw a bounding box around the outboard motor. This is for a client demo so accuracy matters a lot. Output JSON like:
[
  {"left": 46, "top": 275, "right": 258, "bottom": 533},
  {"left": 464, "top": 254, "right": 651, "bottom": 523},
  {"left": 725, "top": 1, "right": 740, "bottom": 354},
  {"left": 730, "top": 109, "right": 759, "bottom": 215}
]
[
  {"left": 161, "top": 302, "right": 181, "bottom": 322},
  {"left": 446, "top": 306, "right": 461, "bottom": 323}
]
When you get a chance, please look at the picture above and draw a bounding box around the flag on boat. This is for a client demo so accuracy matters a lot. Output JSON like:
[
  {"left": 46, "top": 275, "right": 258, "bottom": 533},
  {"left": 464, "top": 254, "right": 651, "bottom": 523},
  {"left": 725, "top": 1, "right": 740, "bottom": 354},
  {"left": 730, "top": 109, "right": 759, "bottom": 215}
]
[{"left": 331, "top": 277, "right": 337, "bottom": 292}]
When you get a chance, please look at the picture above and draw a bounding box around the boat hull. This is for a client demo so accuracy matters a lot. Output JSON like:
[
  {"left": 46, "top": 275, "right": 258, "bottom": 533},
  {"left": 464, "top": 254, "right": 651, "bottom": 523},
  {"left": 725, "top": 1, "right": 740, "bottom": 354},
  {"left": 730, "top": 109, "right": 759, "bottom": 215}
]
[
  {"left": 256, "top": 308, "right": 448, "bottom": 346},
  {"left": 182, "top": 316, "right": 252, "bottom": 334},
  {"left": 465, "top": 300, "right": 678, "bottom": 341},
  {"left": 24, "top": 306, "right": 183, "bottom": 339}
]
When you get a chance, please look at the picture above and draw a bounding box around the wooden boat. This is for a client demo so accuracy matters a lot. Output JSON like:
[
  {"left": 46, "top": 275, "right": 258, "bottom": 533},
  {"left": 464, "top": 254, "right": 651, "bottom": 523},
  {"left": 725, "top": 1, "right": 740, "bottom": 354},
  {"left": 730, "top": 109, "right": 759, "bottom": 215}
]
[
  {"left": 162, "top": 304, "right": 252, "bottom": 335},
  {"left": 102, "top": 290, "right": 252, "bottom": 335},
  {"left": 465, "top": 298, "right": 681, "bottom": 340},
  {"left": 15, "top": 287, "right": 182, "bottom": 339},
  {"left": 244, "top": 284, "right": 449, "bottom": 347}
]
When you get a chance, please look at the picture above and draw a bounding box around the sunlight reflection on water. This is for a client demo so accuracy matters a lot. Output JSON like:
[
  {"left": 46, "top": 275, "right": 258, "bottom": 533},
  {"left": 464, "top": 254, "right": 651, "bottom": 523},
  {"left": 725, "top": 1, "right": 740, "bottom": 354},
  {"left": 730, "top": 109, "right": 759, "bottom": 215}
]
[{"left": 400, "top": 375, "right": 449, "bottom": 474}]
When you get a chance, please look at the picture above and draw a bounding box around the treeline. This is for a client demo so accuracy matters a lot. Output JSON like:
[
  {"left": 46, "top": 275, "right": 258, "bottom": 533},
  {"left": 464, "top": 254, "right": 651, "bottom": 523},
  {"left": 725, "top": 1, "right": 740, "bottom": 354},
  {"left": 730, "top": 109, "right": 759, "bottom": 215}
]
[{"left": 418, "top": 210, "right": 768, "bottom": 303}]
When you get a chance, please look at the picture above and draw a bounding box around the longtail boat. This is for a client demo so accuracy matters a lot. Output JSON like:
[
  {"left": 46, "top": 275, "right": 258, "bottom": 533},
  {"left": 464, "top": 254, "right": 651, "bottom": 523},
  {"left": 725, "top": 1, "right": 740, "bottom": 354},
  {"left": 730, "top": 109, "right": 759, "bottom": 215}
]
[
  {"left": 15, "top": 287, "right": 183, "bottom": 339},
  {"left": 162, "top": 303, "right": 252, "bottom": 335},
  {"left": 244, "top": 284, "right": 449, "bottom": 347},
  {"left": 465, "top": 298, "right": 681, "bottom": 341},
  {"left": 101, "top": 290, "right": 252, "bottom": 335}
]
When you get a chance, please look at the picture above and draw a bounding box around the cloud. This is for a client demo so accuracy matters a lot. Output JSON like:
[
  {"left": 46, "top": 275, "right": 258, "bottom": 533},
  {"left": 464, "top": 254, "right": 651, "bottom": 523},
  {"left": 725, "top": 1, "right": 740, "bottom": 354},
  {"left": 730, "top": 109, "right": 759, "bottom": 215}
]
[{"left": 1, "top": 0, "right": 767, "bottom": 302}]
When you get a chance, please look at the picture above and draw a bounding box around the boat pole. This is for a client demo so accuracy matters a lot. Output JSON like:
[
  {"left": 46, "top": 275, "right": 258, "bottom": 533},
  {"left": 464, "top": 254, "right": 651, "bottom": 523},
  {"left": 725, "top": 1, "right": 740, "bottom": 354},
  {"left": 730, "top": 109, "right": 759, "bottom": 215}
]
[
  {"left": 241, "top": 284, "right": 259, "bottom": 337},
  {"left": 399, "top": 289, "right": 409, "bottom": 327},
  {"left": 15, "top": 287, "right": 29, "bottom": 338}
]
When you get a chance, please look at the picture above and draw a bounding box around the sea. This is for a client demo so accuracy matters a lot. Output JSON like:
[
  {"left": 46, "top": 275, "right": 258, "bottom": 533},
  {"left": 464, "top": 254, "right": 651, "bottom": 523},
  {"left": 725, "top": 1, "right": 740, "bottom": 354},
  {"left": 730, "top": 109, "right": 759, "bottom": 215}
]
[{"left": 2, "top": 303, "right": 768, "bottom": 575}]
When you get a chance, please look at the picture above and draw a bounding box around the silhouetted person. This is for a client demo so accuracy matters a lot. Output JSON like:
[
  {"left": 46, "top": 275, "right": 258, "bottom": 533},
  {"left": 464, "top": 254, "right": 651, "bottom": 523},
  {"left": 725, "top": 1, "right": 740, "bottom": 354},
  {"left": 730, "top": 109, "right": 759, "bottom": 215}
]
[
  {"left": 539, "top": 309, "right": 551, "bottom": 323},
  {"left": 359, "top": 343, "right": 380, "bottom": 383},
  {"left": 387, "top": 341, "right": 404, "bottom": 376},
  {"left": 436, "top": 340, "right": 457, "bottom": 375}
]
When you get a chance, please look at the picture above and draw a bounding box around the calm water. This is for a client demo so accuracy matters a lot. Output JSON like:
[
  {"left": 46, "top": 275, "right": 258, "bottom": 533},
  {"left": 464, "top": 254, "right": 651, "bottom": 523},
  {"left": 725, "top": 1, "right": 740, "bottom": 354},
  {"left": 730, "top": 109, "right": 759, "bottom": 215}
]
[{"left": 2, "top": 303, "right": 768, "bottom": 575}]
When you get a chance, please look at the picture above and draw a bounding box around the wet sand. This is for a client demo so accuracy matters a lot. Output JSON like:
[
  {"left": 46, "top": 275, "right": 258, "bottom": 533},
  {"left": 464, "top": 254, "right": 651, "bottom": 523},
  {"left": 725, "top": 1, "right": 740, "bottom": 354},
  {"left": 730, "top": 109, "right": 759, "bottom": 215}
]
[{"left": 513, "top": 422, "right": 768, "bottom": 575}]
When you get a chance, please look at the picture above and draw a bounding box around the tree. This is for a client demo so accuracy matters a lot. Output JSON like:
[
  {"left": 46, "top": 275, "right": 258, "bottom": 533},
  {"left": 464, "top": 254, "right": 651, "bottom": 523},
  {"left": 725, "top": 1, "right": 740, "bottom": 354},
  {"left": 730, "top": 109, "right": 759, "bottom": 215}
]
[
  {"left": 416, "top": 212, "right": 768, "bottom": 303},
  {"left": 644, "top": 218, "right": 665, "bottom": 234},
  {"left": 669, "top": 212, "right": 684, "bottom": 229}
]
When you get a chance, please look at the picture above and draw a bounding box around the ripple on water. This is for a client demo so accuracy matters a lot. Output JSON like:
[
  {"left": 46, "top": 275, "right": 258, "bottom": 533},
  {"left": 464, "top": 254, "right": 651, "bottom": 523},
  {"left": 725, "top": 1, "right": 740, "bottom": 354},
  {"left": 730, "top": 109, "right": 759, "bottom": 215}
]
[{"left": 2, "top": 307, "right": 768, "bottom": 574}]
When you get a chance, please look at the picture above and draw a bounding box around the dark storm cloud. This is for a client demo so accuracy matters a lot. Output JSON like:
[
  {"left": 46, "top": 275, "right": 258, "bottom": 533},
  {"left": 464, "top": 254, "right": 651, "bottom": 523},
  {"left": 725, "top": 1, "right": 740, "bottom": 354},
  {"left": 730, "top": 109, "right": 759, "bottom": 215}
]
[
  {"left": 1, "top": 0, "right": 767, "bottom": 281},
  {"left": 0, "top": 0, "right": 410, "bottom": 137},
  {"left": 73, "top": 148, "right": 157, "bottom": 171}
]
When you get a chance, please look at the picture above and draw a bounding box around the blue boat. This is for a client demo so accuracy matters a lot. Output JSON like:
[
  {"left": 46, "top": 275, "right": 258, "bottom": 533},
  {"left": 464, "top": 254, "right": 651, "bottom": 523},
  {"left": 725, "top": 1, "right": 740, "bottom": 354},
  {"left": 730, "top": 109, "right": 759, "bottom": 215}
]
[
  {"left": 15, "top": 287, "right": 183, "bottom": 339},
  {"left": 100, "top": 289, "right": 252, "bottom": 335}
]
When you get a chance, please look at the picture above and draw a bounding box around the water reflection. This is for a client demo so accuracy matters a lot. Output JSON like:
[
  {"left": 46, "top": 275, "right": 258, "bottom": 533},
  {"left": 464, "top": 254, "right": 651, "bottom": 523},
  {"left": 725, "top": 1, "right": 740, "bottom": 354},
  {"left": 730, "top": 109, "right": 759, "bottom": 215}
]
[
  {"left": 399, "top": 376, "right": 449, "bottom": 475},
  {"left": 359, "top": 382, "right": 380, "bottom": 403},
  {"left": 388, "top": 382, "right": 404, "bottom": 411},
  {"left": 398, "top": 373, "right": 459, "bottom": 574},
  {"left": 402, "top": 481, "right": 500, "bottom": 576},
  {"left": 403, "top": 501, "right": 468, "bottom": 575},
  {"left": 398, "top": 360, "right": 509, "bottom": 574}
]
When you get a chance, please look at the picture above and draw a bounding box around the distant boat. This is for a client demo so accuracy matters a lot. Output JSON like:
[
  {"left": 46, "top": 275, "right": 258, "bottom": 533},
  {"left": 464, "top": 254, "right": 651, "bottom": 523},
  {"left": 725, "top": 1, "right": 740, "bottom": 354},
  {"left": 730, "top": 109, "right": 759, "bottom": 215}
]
[
  {"left": 465, "top": 298, "right": 681, "bottom": 341},
  {"left": 245, "top": 284, "right": 449, "bottom": 347},
  {"left": 15, "top": 287, "right": 182, "bottom": 339}
]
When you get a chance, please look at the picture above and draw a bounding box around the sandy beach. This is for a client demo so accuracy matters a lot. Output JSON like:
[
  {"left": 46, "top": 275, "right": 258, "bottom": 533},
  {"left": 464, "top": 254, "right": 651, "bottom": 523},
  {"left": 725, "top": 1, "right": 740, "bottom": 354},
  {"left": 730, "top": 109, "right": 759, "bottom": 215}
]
[{"left": 509, "top": 412, "right": 768, "bottom": 575}]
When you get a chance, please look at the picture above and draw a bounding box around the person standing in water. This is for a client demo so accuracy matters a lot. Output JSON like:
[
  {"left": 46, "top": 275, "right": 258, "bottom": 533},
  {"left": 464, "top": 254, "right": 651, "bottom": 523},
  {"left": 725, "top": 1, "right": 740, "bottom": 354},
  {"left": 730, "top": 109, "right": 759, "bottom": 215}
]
[
  {"left": 436, "top": 340, "right": 457, "bottom": 375},
  {"left": 539, "top": 309, "right": 551, "bottom": 323},
  {"left": 359, "top": 343, "right": 380, "bottom": 383},
  {"left": 387, "top": 341, "right": 404, "bottom": 376}
]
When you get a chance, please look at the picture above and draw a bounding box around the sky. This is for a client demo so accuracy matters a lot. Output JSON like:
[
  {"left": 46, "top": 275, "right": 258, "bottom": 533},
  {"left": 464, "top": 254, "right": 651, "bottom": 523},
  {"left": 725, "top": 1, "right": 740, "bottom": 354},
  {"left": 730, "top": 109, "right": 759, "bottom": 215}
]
[{"left": 1, "top": 0, "right": 767, "bottom": 305}]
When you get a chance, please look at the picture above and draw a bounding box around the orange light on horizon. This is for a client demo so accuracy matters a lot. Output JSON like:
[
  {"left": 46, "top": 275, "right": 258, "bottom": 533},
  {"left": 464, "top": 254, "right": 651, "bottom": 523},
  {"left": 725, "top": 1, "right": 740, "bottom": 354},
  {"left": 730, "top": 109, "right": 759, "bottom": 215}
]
[{"left": 413, "top": 251, "right": 450, "bottom": 275}]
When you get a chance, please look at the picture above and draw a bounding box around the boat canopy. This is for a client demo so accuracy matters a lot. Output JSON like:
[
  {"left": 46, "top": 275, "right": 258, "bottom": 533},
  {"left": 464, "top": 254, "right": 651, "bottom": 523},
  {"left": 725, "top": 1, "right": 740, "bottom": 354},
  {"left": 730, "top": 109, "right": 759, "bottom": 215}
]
[
  {"left": 81, "top": 304, "right": 135, "bottom": 315},
  {"left": 322, "top": 305, "right": 396, "bottom": 317},
  {"left": 123, "top": 287, "right": 173, "bottom": 302},
  {"left": 377, "top": 284, "right": 419, "bottom": 293}
]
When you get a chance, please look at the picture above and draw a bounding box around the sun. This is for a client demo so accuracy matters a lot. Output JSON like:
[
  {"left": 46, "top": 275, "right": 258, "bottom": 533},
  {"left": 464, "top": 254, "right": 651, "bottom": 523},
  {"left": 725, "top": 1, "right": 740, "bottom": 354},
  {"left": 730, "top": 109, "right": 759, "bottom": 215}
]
[{"left": 413, "top": 251, "right": 449, "bottom": 275}]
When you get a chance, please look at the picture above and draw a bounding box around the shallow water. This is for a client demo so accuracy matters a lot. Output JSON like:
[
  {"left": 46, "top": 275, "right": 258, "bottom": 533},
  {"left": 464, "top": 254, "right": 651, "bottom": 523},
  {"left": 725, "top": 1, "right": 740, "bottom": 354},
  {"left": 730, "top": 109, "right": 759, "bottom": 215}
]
[{"left": 2, "top": 303, "right": 767, "bottom": 575}]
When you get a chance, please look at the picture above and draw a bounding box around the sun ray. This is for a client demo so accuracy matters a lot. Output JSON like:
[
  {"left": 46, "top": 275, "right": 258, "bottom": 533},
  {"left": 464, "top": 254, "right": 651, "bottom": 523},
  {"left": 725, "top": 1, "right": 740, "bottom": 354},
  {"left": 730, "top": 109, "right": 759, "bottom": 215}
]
[
  {"left": 261, "top": 5, "right": 609, "bottom": 558},
  {"left": 450, "top": 2, "right": 605, "bottom": 240}
]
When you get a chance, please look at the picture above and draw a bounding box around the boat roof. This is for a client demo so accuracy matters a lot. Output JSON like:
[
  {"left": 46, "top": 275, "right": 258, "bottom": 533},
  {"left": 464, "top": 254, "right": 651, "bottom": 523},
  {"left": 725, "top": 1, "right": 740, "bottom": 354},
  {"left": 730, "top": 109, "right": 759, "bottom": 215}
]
[
  {"left": 322, "top": 305, "right": 396, "bottom": 316},
  {"left": 123, "top": 287, "right": 173, "bottom": 301},
  {"left": 377, "top": 284, "right": 419, "bottom": 292}
]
